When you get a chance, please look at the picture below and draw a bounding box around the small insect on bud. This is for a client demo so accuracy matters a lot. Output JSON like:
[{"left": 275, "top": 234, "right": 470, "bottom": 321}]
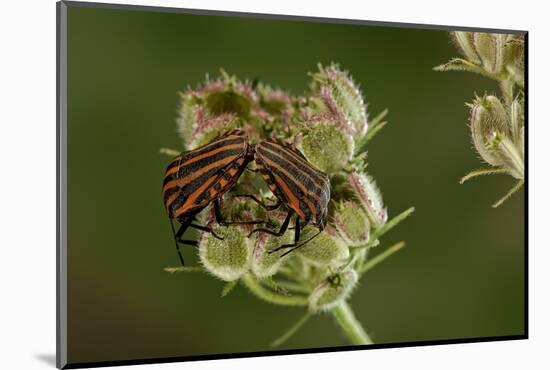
[
  {"left": 308, "top": 269, "right": 358, "bottom": 311},
  {"left": 297, "top": 226, "right": 349, "bottom": 268},
  {"left": 199, "top": 225, "right": 252, "bottom": 282},
  {"left": 347, "top": 173, "right": 387, "bottom": 227},
  {"left": 311, "top": 64, "right": 368, "bottom": 138},
  {"left": 300, "top": 118, "right": 354, "bottom": 174},
  {"left": 333, "top": 201, "right": 371, "bottom": 247},
  {"left": 468, "top": 95, "right": 510, "bottom": 167}
]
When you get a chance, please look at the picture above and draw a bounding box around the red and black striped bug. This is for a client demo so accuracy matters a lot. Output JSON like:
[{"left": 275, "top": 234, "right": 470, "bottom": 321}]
[
  {"left": 162, "top": 129, "right": 264, "bottom": 265},
  {"left": 242, "top": 139, "right": 331, "bottom": 256}
]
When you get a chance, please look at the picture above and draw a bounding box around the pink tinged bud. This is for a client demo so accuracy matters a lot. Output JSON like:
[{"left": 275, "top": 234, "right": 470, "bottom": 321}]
[
  {"left": 347, "top": 173, "right": 387, "bottom": 227},
  {"left": 188, "top": 108, "right": 237, "bottom": 149},
  {"left": 312, "top": 64, "right": 368, "bottom": 138}
]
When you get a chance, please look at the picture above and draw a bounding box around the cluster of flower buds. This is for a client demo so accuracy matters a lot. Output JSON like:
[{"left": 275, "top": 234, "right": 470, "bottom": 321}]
[
  {"left": 435, "top": 32, "right": 524, "bottom": 87},
  {"left": 169, "top": 65, "right": 409, "bottom": 315},
  {"left": 435, "top": 32, "right": 525, "bottom": 207}
]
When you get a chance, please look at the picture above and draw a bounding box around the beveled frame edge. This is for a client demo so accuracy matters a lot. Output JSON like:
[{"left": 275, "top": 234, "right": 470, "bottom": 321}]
[{"left": 55, "top": 1, "right": 528, "bottom": 369}]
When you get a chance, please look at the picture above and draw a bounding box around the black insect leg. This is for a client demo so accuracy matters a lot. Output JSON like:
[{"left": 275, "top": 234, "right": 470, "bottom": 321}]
[
  {"left": 233, "top": 194, "right": 282, "bottom": 211},
  {"left": 183, "top": 222, "right": 224, "bottom": 240},
  {"left": 274, "top": 228, "right": 324, "bottom": 257},
  {"left": 247, "top": 210, "right": 293, "bottom": 238},
  {"left": 269, "top": 216, "right": 322, "bottom": 256},
  {"left": 213, "top": 198, "right": 267, "bottom": 226},
  {"left": 169, "top": 218, "right": 197, "bottom": 266}
]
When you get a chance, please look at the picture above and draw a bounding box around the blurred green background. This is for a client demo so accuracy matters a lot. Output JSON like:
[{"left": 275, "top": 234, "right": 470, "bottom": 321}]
[{"left": 66, "top": 4, "right": 525, "bottom": 364}]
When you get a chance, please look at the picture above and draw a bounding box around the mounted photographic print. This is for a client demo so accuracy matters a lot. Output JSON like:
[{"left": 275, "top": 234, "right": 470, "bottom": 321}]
[{"left": 57, "top": 1, "right": 527, "bottom": 368}]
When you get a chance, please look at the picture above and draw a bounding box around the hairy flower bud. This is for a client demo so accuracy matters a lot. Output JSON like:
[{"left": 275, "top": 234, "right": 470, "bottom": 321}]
[
  {"left": 333, "top": 201, "right": 370, "bottom": 247},
  {"left": 473, "top": 33, "right": 504, "bottom": 73},
  {"left": 308, "top": 269, "right": 358, "bottom": 311},
  {"left": 469, "top": 95, "right": 509, "bottom": 166},
  {"left": 199, "top": 225, "right": 251, "bottom": 282},
  {"left": 297, "top": 226, "right": 349, "bottom": 268},
  {"left": 311, "top": 64, "right": 368, "bottom": 137},
  {"left": 347, "top": 173, "right": 387, "bottom": 227},
  {"left": 451, "top": 32, "right": 481, "bottom": 64},
  {"left": 300, "top": 118, "right": 354, "bottom": 174},
  {"left": 176, "top": 93, "right": 201, "bottom": 149}
]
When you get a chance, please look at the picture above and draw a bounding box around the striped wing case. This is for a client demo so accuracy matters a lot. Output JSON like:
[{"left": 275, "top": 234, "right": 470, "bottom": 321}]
[
  {"left": 254, "top": 140, "right": 331, "bottom": 228},
  {"left": 162, "top": 129, "right": 250, "bottom": 221}
]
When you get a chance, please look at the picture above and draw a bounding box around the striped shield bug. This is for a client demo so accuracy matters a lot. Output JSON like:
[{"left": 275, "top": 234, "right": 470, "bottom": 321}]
[
  {"left": 244, "top": 139, "right": 331, "bottom": 256},
  {"left": 162, "top": 129, "right": 264, "bottom": 265}
]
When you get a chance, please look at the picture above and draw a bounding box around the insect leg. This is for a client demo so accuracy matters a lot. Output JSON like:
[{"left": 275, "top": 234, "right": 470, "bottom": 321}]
[
  {"left": 233, "top": 194, "right": 282, "bottom": 211},
  {"left": 247, "top": 210, "right": 292, "bottom": 238},
  {"left": 188, "top": 223, "right": 224, "bottom": 240},
  {"left": 169, "top": 218, "right": 192, "bottom": 266},
  {"left": 275, "top": 229, "right": 324, "bottom": 257}
]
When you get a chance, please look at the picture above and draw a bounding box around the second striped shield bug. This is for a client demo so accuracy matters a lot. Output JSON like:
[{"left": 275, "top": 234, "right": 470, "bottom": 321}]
[{"left": 244, "top": 139, "right": 331, "bottom": 256}]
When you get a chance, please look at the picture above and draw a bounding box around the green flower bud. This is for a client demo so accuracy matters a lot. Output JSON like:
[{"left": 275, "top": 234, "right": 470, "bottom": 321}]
[
  {"left": 311, "top": 64, "right": 368, "bottom": 137},
  {"left": 300, "top": 119, "right": 354, "bottom": 174},
  {"left": 451, "top": 32, "right": 481, "bottom": 64},
  {"left": 333, "top": 201, "right": 370, "bottom": 247},
  {"left": 297, "top": 226, "right": 349, "bottom": 268},
  {"left": 468, "top": 95, "right": 510, "bottom": 166},
  {"left": 308, "top": 269, "right": 358, "bottom": 311},
  {"left": 347, "top": 173, "right": 387, "bottom": 227},
  {"left": 199, "top": 225, "right": 251, "bottom": 282}
]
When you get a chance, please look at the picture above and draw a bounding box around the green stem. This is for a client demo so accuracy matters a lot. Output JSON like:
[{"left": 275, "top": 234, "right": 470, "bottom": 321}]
[
  {"left": 358, "top": 241, "right": 405, "bottom": 276},
  {"left": 241, "top": 273, "right": 308, "bottom": 307},
  {"left": 271, "top": 312, "right": 312, "bottom": 347},
  {"left": 331, "top": 301, "right": 373, "bottom": 345}
]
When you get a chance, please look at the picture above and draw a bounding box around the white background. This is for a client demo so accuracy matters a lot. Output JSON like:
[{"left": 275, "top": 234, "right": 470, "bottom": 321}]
[{"left": 0, "top": 0, "right": 547, "bottom": 369}]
